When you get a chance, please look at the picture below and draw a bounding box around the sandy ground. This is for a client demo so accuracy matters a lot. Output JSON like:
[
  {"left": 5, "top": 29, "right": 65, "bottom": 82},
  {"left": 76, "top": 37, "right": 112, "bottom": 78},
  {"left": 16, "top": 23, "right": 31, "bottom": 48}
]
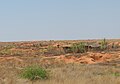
[{"left": 0, "top": 40, "right": 120, "bottom": 84}]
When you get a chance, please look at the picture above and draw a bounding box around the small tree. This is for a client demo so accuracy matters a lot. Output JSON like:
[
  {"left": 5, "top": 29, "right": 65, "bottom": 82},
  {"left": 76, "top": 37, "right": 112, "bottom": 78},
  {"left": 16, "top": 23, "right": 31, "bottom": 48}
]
[
  {"left": 100, "top": 38, "right": 108, "bottom": 50},
  {"left": 71, "top": 42, "right": 86, "bottom": 53}
]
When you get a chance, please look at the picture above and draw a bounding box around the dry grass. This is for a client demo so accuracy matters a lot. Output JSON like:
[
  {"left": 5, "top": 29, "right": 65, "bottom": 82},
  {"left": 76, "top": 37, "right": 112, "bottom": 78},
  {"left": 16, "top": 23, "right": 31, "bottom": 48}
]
[
  {"left": 0, "top": 62, "right": 120, "bottom": 84},
  {"left": 0, "top": 40, "right": 120, "bottom": 84}
]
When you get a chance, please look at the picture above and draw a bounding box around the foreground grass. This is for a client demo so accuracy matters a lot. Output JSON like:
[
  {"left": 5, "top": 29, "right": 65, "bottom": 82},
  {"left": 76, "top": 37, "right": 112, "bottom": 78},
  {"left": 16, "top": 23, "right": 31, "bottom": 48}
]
[{"left": 0, "top": 63, "right": 120, "bottom": 84}]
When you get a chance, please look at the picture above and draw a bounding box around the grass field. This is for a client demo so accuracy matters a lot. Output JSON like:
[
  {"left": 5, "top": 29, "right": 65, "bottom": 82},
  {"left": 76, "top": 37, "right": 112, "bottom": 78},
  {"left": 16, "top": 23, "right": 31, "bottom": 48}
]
[
  {"left": 0, "top": 40, "right": 120, "bottom": 84},
  {"left": 0, "top": 63, "right": 120, "bottom": 84}
]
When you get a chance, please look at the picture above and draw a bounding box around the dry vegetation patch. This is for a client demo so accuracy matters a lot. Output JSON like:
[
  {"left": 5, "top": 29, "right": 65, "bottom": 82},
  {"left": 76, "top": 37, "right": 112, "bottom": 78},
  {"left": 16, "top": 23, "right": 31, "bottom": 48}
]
[{"left": 0, "top": 40, "right": 120, "bottom": 84}]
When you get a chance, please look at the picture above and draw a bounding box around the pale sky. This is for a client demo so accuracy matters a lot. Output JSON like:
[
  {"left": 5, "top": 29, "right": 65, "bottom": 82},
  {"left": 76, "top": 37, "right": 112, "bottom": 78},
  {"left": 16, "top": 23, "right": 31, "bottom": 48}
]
[{"left": 0, "top": 0, "right": 120, "bottom": 41}]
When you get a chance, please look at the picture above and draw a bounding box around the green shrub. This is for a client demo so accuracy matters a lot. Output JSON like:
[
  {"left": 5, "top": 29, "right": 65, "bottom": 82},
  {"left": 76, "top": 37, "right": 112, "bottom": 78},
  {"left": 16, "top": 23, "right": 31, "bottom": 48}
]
[
  {"left": 20, "top": 65, "right": 48, "bottom": 80},
  {"left": 112, "top": 72, "right": 120, "bottom": 77},
  {"left": 0, "top": 49, "right": 11, "bottom": 55},
  {"left": 71, "top": 42, "right": 86, "bottom": 53},
  {"left": 100, "top": 38, "right": 108, "bottom": 50}
]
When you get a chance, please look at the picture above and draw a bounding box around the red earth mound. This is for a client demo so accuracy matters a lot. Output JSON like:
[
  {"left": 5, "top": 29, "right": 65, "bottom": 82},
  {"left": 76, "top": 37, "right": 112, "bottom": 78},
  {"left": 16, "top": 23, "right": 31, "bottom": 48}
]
[{"left": 54, "top": 53, "right": 113, "bottom": 64}]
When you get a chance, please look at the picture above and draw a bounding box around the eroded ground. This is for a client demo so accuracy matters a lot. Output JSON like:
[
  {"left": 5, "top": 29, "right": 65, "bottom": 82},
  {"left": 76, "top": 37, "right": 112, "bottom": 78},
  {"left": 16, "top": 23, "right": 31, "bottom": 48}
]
[{"left": 0, "top": 40, "right": 120, "bottom": 84}]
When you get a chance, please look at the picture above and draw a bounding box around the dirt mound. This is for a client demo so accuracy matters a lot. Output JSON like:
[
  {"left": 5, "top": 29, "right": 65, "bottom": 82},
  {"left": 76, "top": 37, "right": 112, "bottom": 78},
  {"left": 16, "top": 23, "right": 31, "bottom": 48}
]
[
  {"left": 0, "top": 52, "right": 116, "bottom": 65},
  {"left": 88, "top": 52, "right": 112, "bottom": 62},
  {"left": 54, "top": 53, "right": 113, "bottom": 64}
]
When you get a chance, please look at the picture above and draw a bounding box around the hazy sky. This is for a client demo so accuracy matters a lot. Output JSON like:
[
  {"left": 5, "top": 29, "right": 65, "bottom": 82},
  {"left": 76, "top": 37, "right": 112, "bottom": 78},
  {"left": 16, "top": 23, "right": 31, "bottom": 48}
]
[{"left": 0, "top": 0, "right": 120, "bottom": 41}]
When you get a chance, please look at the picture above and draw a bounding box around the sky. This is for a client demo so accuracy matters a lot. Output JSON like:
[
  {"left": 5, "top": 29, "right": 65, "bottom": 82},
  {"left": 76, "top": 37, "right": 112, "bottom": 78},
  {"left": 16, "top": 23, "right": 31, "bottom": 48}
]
[{"left": 0, "top": 0, "right": 120, "bottom": 41}]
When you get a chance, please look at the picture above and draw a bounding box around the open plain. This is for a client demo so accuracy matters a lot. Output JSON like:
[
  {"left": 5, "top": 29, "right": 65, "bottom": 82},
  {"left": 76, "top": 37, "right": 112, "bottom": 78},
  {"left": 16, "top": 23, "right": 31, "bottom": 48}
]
[{"left": 0, "top": 39, "right": 120, "bottom": 84}]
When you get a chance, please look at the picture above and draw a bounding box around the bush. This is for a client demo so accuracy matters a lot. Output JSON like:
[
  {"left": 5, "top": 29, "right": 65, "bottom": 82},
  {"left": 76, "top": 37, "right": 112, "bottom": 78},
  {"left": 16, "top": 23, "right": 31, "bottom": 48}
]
[
  {"left": 71, "top": 42, "right": 86, "bottom": 53},
  {"left": 100, "top": 38, "right": 108, "bottom": 50},
  {"left": 20, "top": 65, "right": 48, "bottom": 80},
  {"left": 112, "top": 72, "right": 120, "bottom": 77}
]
